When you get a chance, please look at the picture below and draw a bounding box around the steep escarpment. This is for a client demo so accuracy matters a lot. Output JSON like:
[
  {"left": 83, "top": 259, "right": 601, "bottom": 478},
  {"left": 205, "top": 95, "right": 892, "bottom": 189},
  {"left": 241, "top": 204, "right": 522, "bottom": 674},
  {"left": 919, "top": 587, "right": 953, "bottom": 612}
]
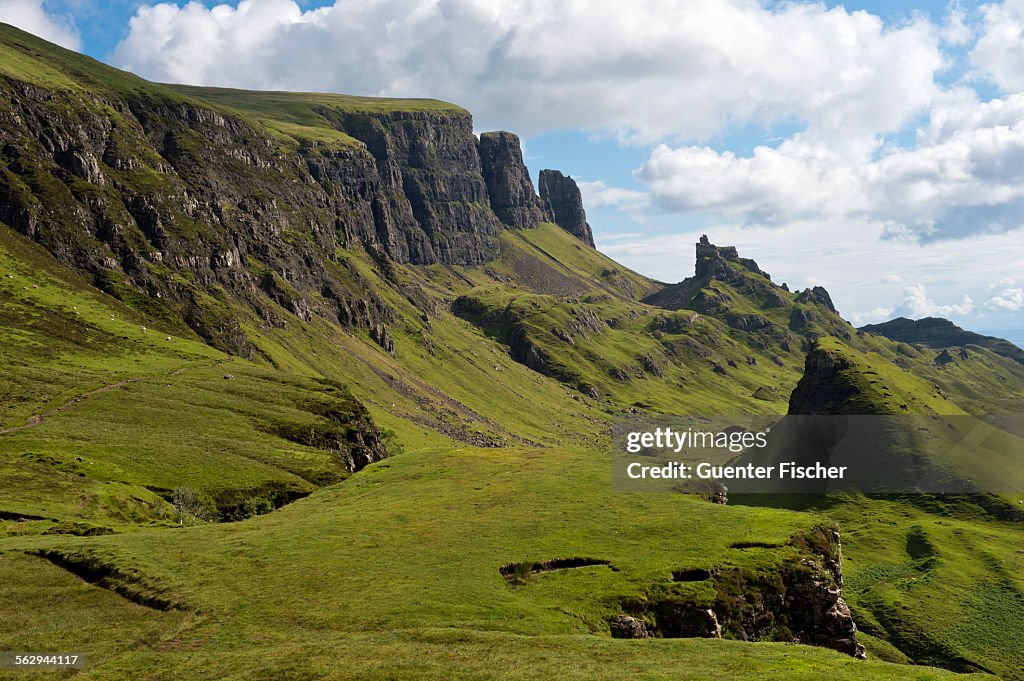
[
  {"left": 478, "top": 131, "right": 546, "bottom": 230},
  {"left": 321, "top": 106, "right": 503, "bottom": 265},
  {"left": 539, "top": 169, "right": 596, "bottom": 247},
  {"left": 0, "top": 25, "right": 579, "bottom": 356},
  {"left": 0, "top": 61, "right": 401, "bottom": 355}
]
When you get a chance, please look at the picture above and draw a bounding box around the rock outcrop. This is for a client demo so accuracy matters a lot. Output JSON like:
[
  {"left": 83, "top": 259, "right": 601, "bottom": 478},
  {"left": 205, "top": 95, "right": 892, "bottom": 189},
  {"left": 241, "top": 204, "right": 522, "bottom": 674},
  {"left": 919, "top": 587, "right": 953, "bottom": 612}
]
[
  {"left": 539, "top": 169, "right": 595, "bottom": 247},
  {"left": 625, "top": 525, "right": 865, "bottom": 659},
  {"left": 788, "top": 342, "right": 861, "bottom": 415},
  {"left": 0, "top": 41, "right": 600, "bottom": 355},
  {"left": 478, "top": 131, "right": 545, "bottom": 230},
  {"left": 796, "top": 286, "right": 837, "bottom": 313},
  {"left": 695, "top": 234, "right": 769, "bottom": 282},
  {"left": 609, "top": 615, "right": 652, "bottom": 639}
]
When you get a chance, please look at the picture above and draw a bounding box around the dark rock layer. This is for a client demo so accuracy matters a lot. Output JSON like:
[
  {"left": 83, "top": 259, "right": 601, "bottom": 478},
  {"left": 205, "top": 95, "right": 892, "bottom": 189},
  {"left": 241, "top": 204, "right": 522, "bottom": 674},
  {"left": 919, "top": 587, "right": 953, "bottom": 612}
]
[
  {"left": 539, "top": 169, "right": 595, "bottom": 247},
  {"left": 478, "top": 131, "right": 545, "bottom": 230},
  {"left": 623, "top": 525, "right": 865, "bottom": 659},
  {"left": 0, "top": 68, "right": 590, "bottom": 355}
]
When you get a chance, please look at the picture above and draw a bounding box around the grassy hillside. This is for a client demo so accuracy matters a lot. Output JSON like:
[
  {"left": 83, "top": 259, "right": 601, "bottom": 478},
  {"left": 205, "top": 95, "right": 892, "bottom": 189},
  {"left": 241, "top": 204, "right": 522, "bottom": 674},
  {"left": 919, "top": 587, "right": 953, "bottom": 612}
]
[
  {"left": 4, "top": 212, "right": 1020, "bottom": 678},
  {"left": 1, "top": 23, "right": 1023, "bottom": 681},
  {"left": 168, "top": 84, "right": 466, "bottom": 152}
]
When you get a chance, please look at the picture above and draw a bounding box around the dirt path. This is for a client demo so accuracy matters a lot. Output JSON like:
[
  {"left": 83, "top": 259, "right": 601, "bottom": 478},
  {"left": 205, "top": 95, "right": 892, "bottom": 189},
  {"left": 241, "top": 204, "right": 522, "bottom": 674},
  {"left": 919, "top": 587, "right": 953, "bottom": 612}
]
[{"left": 0, "top": 362, "right": 219, "bottom": 436}]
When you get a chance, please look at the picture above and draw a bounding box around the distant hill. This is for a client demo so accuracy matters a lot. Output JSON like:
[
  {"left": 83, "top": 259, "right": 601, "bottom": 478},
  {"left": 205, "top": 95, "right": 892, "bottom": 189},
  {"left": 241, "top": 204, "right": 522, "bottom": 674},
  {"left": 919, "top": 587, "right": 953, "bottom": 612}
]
[{"left": 861, "top": 317, "right": 1024, "bottom": 365}]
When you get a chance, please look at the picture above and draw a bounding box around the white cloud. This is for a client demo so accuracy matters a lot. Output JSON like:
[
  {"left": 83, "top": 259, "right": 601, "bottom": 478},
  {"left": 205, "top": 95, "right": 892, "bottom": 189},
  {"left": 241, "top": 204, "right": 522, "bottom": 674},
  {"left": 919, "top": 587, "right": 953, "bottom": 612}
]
[
  {"left": 894, "top": 284, "right": 974, "bottom": 317},
  {"left": 636, "top": 92, "right": 1024, "bottom": 240},
  {"left": 0, "top": 0, "right": 80, "bottom": 50},
  {"left": 112, "top": 0, "right": 944, "bottom": 141},
  {"left": 849, "top": 306, "right": 894, "bottom": 325},
  {"left": 940, "top": 3, "right": 973, "bottom": 46},
  {"left": 970, "top": 0, "right": 1024, "bottom": 91},
  {"left": 986, "top": 279, "right": 1024, "bottom": 310},
  {"left": 578, "top": 181, "right": 648, "bottom": 211}
]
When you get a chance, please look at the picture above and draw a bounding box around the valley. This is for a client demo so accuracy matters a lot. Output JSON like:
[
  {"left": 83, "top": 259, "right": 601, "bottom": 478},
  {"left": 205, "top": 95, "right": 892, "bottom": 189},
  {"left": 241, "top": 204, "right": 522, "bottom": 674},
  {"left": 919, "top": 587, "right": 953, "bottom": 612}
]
[{"left": 0, "top": 22, "right": 1022, "bottom": 680}]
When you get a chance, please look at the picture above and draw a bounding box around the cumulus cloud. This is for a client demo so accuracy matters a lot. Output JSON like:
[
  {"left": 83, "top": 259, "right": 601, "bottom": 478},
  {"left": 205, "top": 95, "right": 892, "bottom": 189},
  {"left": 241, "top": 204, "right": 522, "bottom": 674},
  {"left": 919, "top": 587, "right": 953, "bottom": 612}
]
[
  {"left": 970, "top": 0, "right": 1024, "bottom": 91},
  {"left": 577, "top": 181, "right": 648, "bottom": 211},
  {"left": 894, "top": 284, "right": 974, "bottom": 318},
  {"left": 845, "top": 284, "right": 974, "bottom": 324},
  {"left": 0, "top": 0, "right": 80, "bottom": 50},
  {"left": 112, "top": 0, "right": 944, "bottom": 141},
  {"left": 636, "top": 92, "right": 1024, "bottom": 239},
  {"left": 848, "top": 306, "right": 894, "bottom": 326},
  {"left": 986, "top": 279, "right": 1024, "bottom": 311}
]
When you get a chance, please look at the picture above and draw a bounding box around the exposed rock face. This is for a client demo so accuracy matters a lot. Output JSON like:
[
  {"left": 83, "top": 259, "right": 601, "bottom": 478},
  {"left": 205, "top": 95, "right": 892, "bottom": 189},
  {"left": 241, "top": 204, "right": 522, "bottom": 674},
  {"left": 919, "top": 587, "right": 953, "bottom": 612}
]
[
  {"left": 788, "top": 342, "right": 860, "bottom": 415},
  {"left": 265, "top": 385, "right": 391, "bottom": 475},
  {"left": 331, "top": 109, "right": 504, "bottom": 265},
  {"left": 796, "top": 286, "right": 838, "bottom": 313},
  {"left": 370, "top": 324, "right": 396, "bottom": 355},
  {"left": 609, "top": 615, "right": 651, "bottom": 639},
  {"left": 0, "top": 64, "right": 593, "bottom": 354},
  {"left": 654, "top": 604, "right": 722, "bottom": 638},
  {"left": 338, "top": 409, "right": 391, "bottom": 474},
  {"left": 628, "top": 525, "right": 865, "bottom": 659},
  {"left": 790, "top": 307, "right": 818, "bottom": 330},
  {"left": 725, "top": 313, "right": 772, "bottom": 332},
  {"left": 478, "top": 131, "right": 545, "bottom": 229},
  {"left": 695, "top": 235, "right": 769, "bottom": 281},
  {"left": 538, "top": 169, "right": 595, "bottom": 247}
]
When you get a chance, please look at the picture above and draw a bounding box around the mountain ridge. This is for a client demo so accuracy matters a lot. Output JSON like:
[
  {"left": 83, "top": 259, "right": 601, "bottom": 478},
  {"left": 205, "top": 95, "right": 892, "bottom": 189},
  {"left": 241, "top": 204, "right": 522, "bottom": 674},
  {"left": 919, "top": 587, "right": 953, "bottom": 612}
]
[{"left": 862, "top": 316, "right": 1024, "bottom": 366}]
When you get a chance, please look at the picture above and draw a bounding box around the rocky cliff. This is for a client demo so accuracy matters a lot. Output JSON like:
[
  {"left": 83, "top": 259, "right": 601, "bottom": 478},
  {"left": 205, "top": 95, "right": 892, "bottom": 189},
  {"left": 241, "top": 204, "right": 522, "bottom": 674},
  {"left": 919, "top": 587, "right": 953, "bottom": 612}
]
[
  {"left": 617, "top": 525, "right": 865, "bottom": 659},
  {"left": 478, "top": 131, "right": 545, "bottom": 230},
  {"left": 539, "top": 169, "right": 595, "bottom": 247},
  {"left": 694, "top": 234, "right": 769, "bottom": 281},
  {"left": 0, "top": 25, "right": 584, "bottom": 355}
]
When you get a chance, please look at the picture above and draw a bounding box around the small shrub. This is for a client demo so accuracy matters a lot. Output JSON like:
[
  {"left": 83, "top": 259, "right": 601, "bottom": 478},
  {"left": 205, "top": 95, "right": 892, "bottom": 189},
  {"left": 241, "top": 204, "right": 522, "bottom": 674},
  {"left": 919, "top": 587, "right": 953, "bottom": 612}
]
[
  {"left": 171, "top": 486, "right": 216, "bottom": 525},
  {"left": 240, "top": 497, "right": 273, "bottom": 519}
]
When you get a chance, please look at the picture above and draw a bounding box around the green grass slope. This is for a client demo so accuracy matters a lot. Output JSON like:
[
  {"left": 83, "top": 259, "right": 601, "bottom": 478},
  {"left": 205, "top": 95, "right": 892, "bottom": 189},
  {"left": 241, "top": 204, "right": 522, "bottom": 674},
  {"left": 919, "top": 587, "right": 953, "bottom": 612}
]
[
  {"left": 734, "top": 336, "right": 1024, "bottom": 677},
  {"left": 1, "top": 215, "right": 981, "bottom": 680},
  {"left": 0, "top": 442, "right": 990, "bottom": 681},
  {"left": 0, "top": 24, "right": 1021, "bottom": 680}
]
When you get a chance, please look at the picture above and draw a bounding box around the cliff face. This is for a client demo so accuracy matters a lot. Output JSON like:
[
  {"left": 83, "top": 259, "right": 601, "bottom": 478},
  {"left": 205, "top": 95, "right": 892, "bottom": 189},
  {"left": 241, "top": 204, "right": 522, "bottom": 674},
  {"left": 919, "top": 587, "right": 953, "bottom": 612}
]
[
  {"left": 539, "top": 169, "right": 595, "bottom": 247},
  {"left": 478, "top": 131, "right": 545, "bottom": 230},
  {"left": 0, "top": 81, "right": 403, "bottom": 355},
  {"left": 620, "top": 525, "right": 865, "bottom": 659},
  {"left": 0, "top": 36, "right": 584, "bottom": 354},
  {"left": 329, "top": 109, "right": 504, "bottom": 265}
]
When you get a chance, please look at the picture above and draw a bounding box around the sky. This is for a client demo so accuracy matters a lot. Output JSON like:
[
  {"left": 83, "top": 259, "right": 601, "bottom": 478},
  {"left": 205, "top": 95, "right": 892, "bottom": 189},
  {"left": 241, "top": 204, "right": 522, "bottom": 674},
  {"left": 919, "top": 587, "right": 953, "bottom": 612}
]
[{"left": 1, "top": 0, "right": 1023, "bottom": 344}]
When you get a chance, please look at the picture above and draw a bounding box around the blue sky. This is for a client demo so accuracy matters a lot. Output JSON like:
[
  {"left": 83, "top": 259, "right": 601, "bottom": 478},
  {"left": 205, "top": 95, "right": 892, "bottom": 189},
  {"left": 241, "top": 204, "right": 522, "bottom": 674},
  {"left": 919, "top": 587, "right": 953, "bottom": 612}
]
[{"left": 2, "top": 0, "right": 1023, "bottom": 344}]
